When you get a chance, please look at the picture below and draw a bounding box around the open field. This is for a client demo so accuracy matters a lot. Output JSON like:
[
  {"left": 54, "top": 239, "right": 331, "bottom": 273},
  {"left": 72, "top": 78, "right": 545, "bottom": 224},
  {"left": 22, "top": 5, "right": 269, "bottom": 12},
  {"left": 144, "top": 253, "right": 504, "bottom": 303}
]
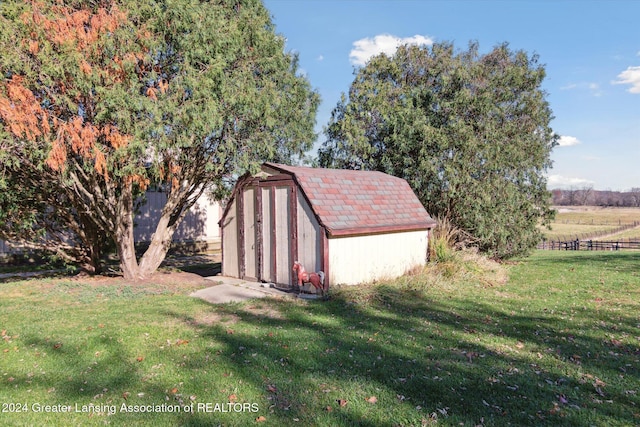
[
  {"left": 0, "top": 251, "right": 639, "bottom": 426},
  {"left": 543, "top": 206, "right": 640, "bottom": 240},
  {"left": 606, "top": 227, "right": 640, "bottom": 240}
]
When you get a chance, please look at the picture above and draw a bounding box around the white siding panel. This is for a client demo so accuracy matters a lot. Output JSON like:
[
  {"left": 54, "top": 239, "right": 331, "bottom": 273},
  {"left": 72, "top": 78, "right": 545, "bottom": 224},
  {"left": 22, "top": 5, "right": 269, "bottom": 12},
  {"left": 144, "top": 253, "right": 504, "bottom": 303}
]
[
  {"left": 221, "top": 199, "right": 239, "bottom": 278},
  {"left": 328, "top": 230, "right": 428, "bottom": 285}
]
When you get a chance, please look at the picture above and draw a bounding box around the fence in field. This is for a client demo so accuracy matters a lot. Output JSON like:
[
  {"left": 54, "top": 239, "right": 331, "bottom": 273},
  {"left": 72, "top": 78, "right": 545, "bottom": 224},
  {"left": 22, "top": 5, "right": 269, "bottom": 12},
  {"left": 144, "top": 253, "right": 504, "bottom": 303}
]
[
  {"left": 544, "top": 221, "right": 640, "bottom": 243},
  {"left": 538, "top": 238, "right": 640, "bottom": 251},
  {"left": 539, "top": 220, "right": 640, "bottom": 251}
]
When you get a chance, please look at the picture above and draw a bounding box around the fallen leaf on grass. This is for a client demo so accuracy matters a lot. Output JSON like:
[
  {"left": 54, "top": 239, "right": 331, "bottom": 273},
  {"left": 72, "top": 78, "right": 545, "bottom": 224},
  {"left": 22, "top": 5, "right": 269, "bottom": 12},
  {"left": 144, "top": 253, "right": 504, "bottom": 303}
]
[
  {"left": 266, "top": 385, "right": 277, "bottom": 393},
  {"left": 366, "top": 396, "right": 378, "bottom": 404},
  {"left": 137, "top": 356, "right": 144, "bottom": 362},
  {"left": 336, "top": 399, "right": 348, "bottom": 407},
  {"left": 256, "top": 416, "right": 266, "bottom": 422},
  {"left": 226, "top": 329, "right": 235, "bottom": 335},
  {"left": 326, "top": 406, "right": 333, "bottom": 412},
  {"left": 228, "top": 394, "right": 238, "bottom": 402},
  {"left": 465, "top": 351, "right": 479, "bottom": 363}
]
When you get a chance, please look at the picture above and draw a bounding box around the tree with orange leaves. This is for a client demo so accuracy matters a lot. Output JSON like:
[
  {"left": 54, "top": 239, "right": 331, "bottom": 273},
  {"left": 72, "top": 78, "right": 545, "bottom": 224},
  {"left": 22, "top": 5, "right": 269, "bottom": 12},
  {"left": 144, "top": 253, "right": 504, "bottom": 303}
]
[{"left": 0, "top": 0, "right": 319, "bottom": 279}]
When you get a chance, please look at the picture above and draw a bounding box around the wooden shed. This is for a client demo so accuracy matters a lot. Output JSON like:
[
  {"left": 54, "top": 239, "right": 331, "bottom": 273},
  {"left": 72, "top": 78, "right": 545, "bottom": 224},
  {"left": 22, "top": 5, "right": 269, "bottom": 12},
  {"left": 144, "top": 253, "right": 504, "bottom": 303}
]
[{"left": 219, "top": 163, "right": 436, "bottom": 289}]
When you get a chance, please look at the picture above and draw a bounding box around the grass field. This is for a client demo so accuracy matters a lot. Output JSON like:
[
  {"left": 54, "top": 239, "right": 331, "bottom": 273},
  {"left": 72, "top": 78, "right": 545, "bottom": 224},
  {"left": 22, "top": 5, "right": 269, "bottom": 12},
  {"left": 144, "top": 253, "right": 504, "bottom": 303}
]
[
  {"left": 543, "top": 206, "right": 640, "bottom": 240},
  {"left": 1, "top": 251, "right": 639, "bottom": 426},
  {"left": 606, "top": 228, "right": 640, "bottom": 240}
]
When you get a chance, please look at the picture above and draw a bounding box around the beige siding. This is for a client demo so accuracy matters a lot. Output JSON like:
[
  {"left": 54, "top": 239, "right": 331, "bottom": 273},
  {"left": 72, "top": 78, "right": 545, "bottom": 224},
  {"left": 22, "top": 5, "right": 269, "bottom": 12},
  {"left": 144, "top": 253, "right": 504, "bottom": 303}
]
[
  {"left": 243, "top": 188, "right": 257, "bottom": 279},
  {"left": 296, "top": 192, "right": 322, "bottom": 272},
  {"left": 261, "top": 165, "right": 281, "bottom": 176},
  {"left": 221, "top": 198, "right": 239, "bottom": 278},
  {"left": 134, "top": 190, "right": 221, "bottom": 243},
  {"left": 328, "top": 230, "right": 428, "bottom": 285},
  {"left": 1, "top": 189, "right": 223, "bottom": 255},
  {"left": 261, "top": 187, "right": 272, "bottom": 282},
  {"left": 274, "top": 186, "right": 291, "bottom": 286}
]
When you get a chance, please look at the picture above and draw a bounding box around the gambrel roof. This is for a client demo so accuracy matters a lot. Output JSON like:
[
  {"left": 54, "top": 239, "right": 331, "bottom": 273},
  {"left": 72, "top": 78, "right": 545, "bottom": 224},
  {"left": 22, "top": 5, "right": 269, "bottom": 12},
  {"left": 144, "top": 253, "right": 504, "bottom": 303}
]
[{"left": 263, "top": 163, "right": 436, "bottom": 236}]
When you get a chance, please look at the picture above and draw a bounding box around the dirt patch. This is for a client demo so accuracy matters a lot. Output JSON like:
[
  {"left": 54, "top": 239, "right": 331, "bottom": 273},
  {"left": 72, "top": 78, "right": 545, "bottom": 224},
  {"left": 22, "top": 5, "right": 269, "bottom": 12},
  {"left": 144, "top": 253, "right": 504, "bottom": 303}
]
[
  {"left": 192, "top": 311, "right": 241, "bottom": 327},
  {"left": 243, "top": 303, "right": 287, "bottom": 320},
  {"left": 55, "top": 270, "right": 215, "bottom": 296}
]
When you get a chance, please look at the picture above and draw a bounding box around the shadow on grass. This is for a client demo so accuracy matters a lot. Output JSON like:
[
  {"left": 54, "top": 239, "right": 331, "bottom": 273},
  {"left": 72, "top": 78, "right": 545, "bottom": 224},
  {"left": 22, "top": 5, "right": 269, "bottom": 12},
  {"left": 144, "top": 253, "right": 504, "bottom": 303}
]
[
  {"left": 164, "top": 279, "right": 640, "bottom": 426},
  {"left": 177, "top": 261, "right": 221, "bottom": 277},
  {"left": 0, "top": 269, "right": 76, "bottom": 283},
  {"left": 2, "top": 251, "right": 636, "bottom": 426},
  {"left": 0, "top": 317, "right": 203, "bottom": 425}
]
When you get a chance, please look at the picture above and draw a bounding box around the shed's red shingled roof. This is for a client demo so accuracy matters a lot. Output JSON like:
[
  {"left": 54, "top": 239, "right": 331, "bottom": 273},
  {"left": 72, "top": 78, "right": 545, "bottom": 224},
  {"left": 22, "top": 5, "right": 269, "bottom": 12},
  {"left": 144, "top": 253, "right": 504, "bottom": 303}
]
[{"left": 264, "top": 163, "right": 436, "bottom": 236}]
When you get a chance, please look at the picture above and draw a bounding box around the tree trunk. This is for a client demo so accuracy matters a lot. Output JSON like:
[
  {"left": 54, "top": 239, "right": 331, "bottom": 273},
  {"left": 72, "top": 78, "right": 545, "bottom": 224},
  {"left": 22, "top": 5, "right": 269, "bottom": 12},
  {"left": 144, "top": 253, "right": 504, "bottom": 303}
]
[
  {"left": 115, "top": 183, "right": 140, "bottom": 281},
  {"left": 137, "top": 187, "right": 200, "bottom": 278},
  {"left": 137, "top": 208, "right": 178, "bottom": 278}
]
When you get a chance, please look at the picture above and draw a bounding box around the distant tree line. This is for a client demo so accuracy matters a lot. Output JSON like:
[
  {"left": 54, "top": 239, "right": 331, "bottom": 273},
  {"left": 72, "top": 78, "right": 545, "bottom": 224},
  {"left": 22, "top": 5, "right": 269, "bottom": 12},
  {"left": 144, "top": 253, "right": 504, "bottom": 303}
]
[{"left": 551, "top": 187, "right": 640, "bottom": 207}]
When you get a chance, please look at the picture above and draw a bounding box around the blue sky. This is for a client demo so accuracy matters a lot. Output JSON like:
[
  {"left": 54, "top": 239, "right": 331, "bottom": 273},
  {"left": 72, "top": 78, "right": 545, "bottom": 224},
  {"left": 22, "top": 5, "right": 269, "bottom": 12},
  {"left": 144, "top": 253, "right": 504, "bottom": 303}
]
[{"left": 263, "top": 0, "right": 640, "bottom": 191}]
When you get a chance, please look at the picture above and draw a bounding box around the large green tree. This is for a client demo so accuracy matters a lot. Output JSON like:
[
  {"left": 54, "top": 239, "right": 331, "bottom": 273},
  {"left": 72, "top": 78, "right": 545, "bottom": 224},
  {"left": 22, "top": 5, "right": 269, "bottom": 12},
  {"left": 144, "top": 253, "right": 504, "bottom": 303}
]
[
  {"left": 0, "top": 0, "right": 319, "bottom": 279},
  {"left": 319, "top": 42, "right": 556, "bottom": 259}
]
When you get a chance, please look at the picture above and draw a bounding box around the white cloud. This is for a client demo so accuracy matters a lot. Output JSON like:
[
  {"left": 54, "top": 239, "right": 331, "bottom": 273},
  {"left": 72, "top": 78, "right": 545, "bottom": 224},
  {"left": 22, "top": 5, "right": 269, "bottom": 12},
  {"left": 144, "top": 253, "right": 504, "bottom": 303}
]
[
  {"left": 560, "top": 82, "right": 604, "bottom": 96},
  {"left": 349, "top": 34, "right": 433, "bottom": 66},
  {"left": 612, "top": 66, "right": 640, "bottom": 93},
  {"left": 557, "top": 135, "right": 581, "bottom": 147},
  {"left": 547, "top": 174, "right": 595, "bottom": 188},
  {"left": 317, "top": 55, "right": 324, "bottom": 62},
  {"left": 560, "top": 82, "right": 602, "bottom": 96}
]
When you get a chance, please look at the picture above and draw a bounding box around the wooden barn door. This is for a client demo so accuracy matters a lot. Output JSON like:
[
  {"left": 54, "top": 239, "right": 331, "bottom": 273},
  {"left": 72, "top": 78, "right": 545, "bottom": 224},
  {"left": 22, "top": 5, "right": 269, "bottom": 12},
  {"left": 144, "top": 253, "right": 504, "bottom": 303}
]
[
  {"left": 258, "top": 182, "right": 297, "bottom": 287},
  {"left": 241, "top": 187, "right": 258, "bottom": 281},
  {"left": 273, "top": 185, "right": 294, "bottom": 286},
  {"left": 238, "top": 179, "right": 297, "bottom": 287}
]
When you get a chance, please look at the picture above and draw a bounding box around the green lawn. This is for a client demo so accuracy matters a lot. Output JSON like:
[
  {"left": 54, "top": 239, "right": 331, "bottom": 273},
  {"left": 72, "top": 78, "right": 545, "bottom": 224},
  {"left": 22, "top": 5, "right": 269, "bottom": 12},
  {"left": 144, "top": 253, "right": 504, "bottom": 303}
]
[{"left": 1, "top": 251, "right": 638, "bottom": 426}]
